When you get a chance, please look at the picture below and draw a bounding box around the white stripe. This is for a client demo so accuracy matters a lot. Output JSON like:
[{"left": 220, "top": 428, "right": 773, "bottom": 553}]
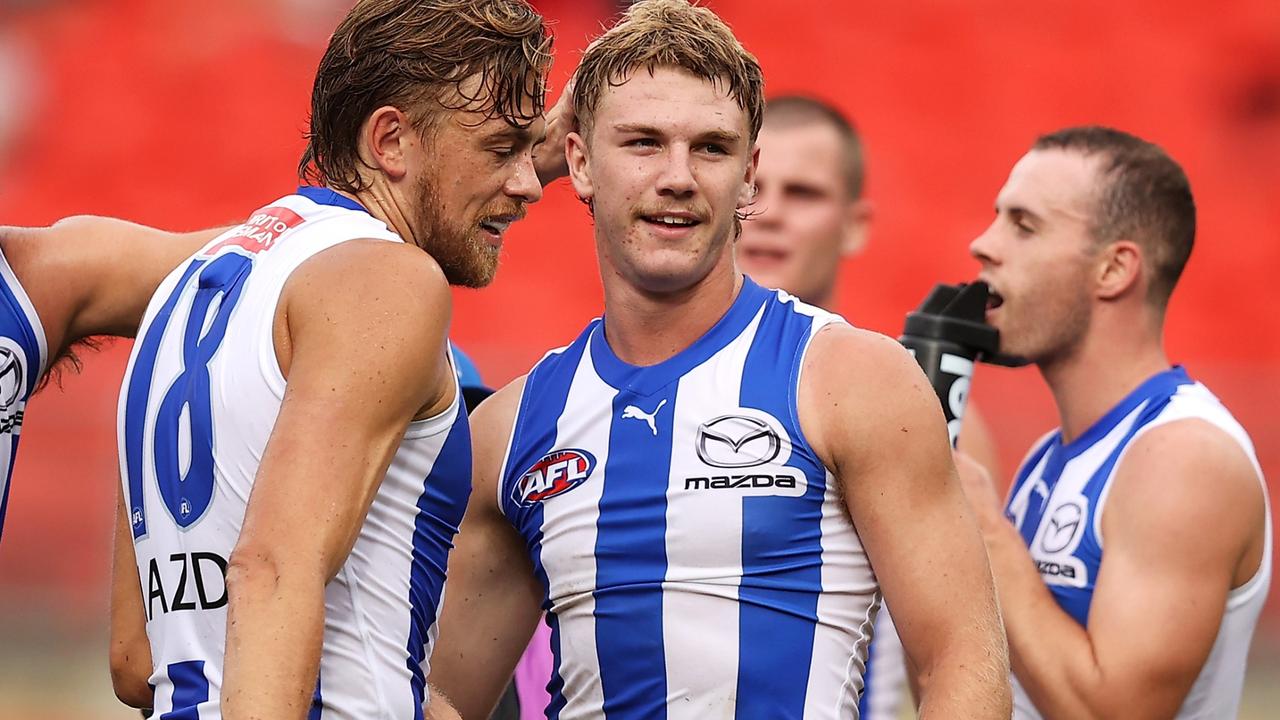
[
  {"left": 541, "top": 348, "right": 614, "bottom": 719},
  {"left": 805, "top": 472, "right": 880, "bottom": 719},
  {"left": 660, "top": 312, "right": 762, "bottom": 719}
]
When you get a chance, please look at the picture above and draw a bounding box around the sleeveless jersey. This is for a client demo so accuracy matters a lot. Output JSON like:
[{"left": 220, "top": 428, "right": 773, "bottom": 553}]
[
  {"left": 117, "top": 187, "right": 471, "bottom": 719},
  {"left": 499, "top": 278, "right": 881, "bottom": 720},
  {"left": 1005, "top": 366, "right": 1271, "bottom": 719},
  {"left": 857, "top": 609, "right": 906, "bottom": 720},
  {"left": 0, "top": 247, "right": 47, "bottom": 544}
]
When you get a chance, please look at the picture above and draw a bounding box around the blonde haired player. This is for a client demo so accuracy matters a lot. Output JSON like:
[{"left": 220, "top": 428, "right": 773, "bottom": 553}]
[{"left": 430, "top": 2, "right": 1010, "bottom": 718}]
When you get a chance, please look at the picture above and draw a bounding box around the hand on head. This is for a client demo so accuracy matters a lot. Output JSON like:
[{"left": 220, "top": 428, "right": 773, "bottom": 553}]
[{"left": 533, "top": 76, "right": 577, "bottom": 186}]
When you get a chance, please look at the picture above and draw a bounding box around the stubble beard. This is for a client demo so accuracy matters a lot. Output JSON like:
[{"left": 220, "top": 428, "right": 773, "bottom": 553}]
[{"left": 414, "top": 172, "right": 500, "bottom": 289}]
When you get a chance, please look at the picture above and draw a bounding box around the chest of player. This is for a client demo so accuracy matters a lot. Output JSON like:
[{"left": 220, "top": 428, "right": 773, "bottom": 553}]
[
  {"left": 1007, "top": 439, "right": 1119, "bottom": 625},
  {"left": 504, "top": 390, "right": 836, "bottom": 594}
]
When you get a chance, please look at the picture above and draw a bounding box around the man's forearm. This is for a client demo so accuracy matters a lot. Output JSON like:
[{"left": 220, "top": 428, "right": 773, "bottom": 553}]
[
  {"left": 916, "top": 622, "right": 1012, "bottom": 719},
  {"left": 983, "top": 519, "right": 1109, "bottom": 719},
  {"left": 221, "top": 553, "right": 326, "bottom": 720}
]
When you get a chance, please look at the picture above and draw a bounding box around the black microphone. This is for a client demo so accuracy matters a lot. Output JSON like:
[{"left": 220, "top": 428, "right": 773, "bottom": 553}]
[{"left": 898, "top": 281, "right": 1024, "bottom": 446}]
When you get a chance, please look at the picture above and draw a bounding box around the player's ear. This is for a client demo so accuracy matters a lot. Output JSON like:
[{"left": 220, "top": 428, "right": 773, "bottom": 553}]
[
  {"left": 1096, "top": 239, "right": 1142, "bottom": 300},
  {"left": 358, "top": 106, "right": 414, "bottom": 181},
  {"left": 840, "top": 198, "right": 872, "bottom": 257},
  {"left": 736, "top": 144, "right": 761, "bottom": 209},
  {"left": 566, "top": 130, "right": 594, "bottom": 203}
]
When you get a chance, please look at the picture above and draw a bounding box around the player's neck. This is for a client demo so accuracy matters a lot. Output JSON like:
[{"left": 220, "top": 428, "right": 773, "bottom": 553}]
[
  {"left": 344, "top": 186, "right": 421, "bottom": 248},
  {"left": 600, "top": 264, "right": 743, "bottom": 368},
  {"left": 1040, "top": 316, "right": 1170, "bottom": 444}
]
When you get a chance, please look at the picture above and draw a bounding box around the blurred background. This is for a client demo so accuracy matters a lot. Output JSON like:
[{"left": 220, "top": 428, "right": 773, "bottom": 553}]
[{"left": 0, "top": 0, "right": 1276, "bottom": 717}]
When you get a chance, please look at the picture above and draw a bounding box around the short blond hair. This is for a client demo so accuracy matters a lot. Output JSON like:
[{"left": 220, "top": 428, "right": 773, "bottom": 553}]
[{"left": 572, "top": 0, "right": 764, "bottom": 141}]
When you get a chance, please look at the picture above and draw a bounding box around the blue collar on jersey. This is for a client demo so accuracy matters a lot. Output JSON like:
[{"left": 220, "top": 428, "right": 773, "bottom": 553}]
[
  {"left": 1057, "top": 365, "right": 1192, "bottom": 457},
  {"left": 1014, "top": 364, "right": 1193, "bottom": 550},
  {"left": 588, "top": 276, "right": 772, "bottom": 395},
  {"left": 296, "top": 186, "right": 370, "bottom": 215}
]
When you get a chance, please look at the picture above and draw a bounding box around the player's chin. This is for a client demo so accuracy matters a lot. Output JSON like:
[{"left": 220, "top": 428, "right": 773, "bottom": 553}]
[{"left": 441, "top": 247, "right": 500, "bottom": 289}]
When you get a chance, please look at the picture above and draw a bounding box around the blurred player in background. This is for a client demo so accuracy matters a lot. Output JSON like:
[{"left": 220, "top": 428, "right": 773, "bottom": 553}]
[
  {"left": 430, "top": 2, "right": 1010, "bottom": 718},
  {"left": 959, "top": 126, "right": 1271, "bottom": 718},
  {"left": 736, "top": 94, "right": 1003, "bottom": 720},
  {"left": 0, "top": 218, "right": 215, "bottom": 545},
  {"left": 108, "top": 1, "right": 561, "bottom": 718}
]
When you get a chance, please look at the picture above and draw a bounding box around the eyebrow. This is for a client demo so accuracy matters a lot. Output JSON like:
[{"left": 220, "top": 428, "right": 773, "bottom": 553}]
[
  {"left": 485, "top": 125, "right": 536, "bottom": 145},
  {"left": 610, "top": 123, "right": 743, "bottom": 146},
  {"left": 1000, "top": 205, "right": 1044, "bottom": 225}
]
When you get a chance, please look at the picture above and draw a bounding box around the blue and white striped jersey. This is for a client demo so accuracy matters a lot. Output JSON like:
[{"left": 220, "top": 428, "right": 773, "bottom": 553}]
[
  {"left": 1006, "top": 366, "right": 1271, "bottom": 719},
  {"left": 499, "top": 278, "right": 880, "bottom": 720},
  {"left": 0, "top": 248, "right": 47, "bottom": 544},
  {"left": 118, "top": 187, "right": 471, "bottom": 719}
]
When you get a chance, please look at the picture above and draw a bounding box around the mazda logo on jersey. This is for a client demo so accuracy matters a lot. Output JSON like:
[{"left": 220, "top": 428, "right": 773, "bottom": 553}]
[
  {"left": 0, "top": 345, "right": 25, "bottom": 411},
  {"left": 696, "top": 414, "right": 781, "bottom": 468},
  {"left": 1040, "top": 499, "right": 1086, "bottom": 554},
  {"left": 513, "top": 448, "right": 596, "bottom": 507}
]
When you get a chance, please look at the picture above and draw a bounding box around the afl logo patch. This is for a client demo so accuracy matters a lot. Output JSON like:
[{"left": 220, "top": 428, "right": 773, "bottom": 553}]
[
  {"left": 0, "top": 345, "right": 25, "bottom": 410},
  {"left": 513, "top": 449, "right": 596, "bottom": 507}
]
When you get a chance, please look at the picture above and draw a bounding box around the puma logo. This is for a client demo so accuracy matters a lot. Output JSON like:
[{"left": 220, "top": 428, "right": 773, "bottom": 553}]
[{"left": 622, "top": 399, "right": 667, "bottom": 436}]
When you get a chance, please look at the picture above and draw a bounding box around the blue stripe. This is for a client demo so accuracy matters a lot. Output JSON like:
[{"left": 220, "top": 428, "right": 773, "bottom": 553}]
[
  {"left": 593, "top": 386, "right": 676, "bottom": 719},
  {"left": 1016, "top": 443, "right": 1069, "bottom": 548},
  {"left": 295, "top": 186, "right": 370, "bottom": 214},
  {"left": 501, "top": 331, "right": 592, "bottom": 720},
  {"left": 160, "top": 660, "right": 208, "bottom": 720},
  {"left": 406, "top": 410, "right": 473, "bottom": 719},
  {"left": 735, "top": 299, "right": 824, "bottom": 718},
  {"left": 123, "top": 260, "right": 206, "bottom": 539}
]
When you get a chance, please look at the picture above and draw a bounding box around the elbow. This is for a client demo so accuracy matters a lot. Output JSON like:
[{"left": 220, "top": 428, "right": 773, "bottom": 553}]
[
  {"left": 225, "top": 543, "right": 327, "bottom": 606},
  {"left": 224, "top": 545, "right": 286, "bottom": 602},
  {"left": 109, "top": 645, "right": 154, "bottom": 709}
]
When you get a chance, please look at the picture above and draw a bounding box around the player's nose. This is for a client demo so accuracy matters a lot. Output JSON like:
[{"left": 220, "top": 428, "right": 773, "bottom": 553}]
[
  {"left": 656, "top": 144, "right": 696, "bottom": 198},
  {"left": 508, "top": 153, "right": 544, "bottom": 204},
  {"left": 969, "top": 223, "right": 999, "bottom": 266}
]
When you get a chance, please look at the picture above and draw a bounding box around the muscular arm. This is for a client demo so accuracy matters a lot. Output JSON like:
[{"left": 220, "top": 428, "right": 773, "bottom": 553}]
[
  {"left": 1, "top": 217, "right": 220, "bottom": 354},
  {"left": 109, "top": 485, "right": 153, "bottom": 709},
  {"left": 219, "top": 241, "right": 455, "bottom": 720},
  {"left": 430, "top": 377, "right": 545, "bottom": 720},
  {"left": 799, "top": 326, "right": 1010, "bottom": 719},
  {"left": 963, "top": 419, "right": 1264, "bottom": 719}
]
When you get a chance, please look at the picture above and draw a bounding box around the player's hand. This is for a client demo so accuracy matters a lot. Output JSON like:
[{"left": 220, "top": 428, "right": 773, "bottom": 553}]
[
  {"left": 953, "top": 449, "right": 1005, "bottom": 532},
  {"left": 533, "top": 77, "right": 576, "bottom": 186}
]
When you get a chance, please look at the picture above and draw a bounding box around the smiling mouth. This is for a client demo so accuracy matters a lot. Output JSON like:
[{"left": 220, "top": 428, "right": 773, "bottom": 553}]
[{"left": 640, "top": 213, "right": 701, "bottom": 229}]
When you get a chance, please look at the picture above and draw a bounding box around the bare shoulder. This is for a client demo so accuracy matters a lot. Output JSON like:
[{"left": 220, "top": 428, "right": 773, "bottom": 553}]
[
  {"left": 284, "top": 239, "right": 451, "bottom": 334},
  {"left": 289, "top": 238, "right": 449, "bottom": 300},
  {"left": 1104, "top": 419, "right": 1265, "bottom": 591},
  {"left": 471, "top": 376, "right": 529, "bottom": 464},
  {"left": 802, "top": 323, "right": 934, "bottom": 400},
  {"left": 469, "top": 375, "right": 529, "bottom": 512},
  {"left": 1108, "top": 418, "right": 1264, "bottom": 534},
  {"left": 799, "top": 323, "right": 945, "bottom": 469},
  {"left": 279, "top": 240, "right": 454, "bottom": 411}
]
